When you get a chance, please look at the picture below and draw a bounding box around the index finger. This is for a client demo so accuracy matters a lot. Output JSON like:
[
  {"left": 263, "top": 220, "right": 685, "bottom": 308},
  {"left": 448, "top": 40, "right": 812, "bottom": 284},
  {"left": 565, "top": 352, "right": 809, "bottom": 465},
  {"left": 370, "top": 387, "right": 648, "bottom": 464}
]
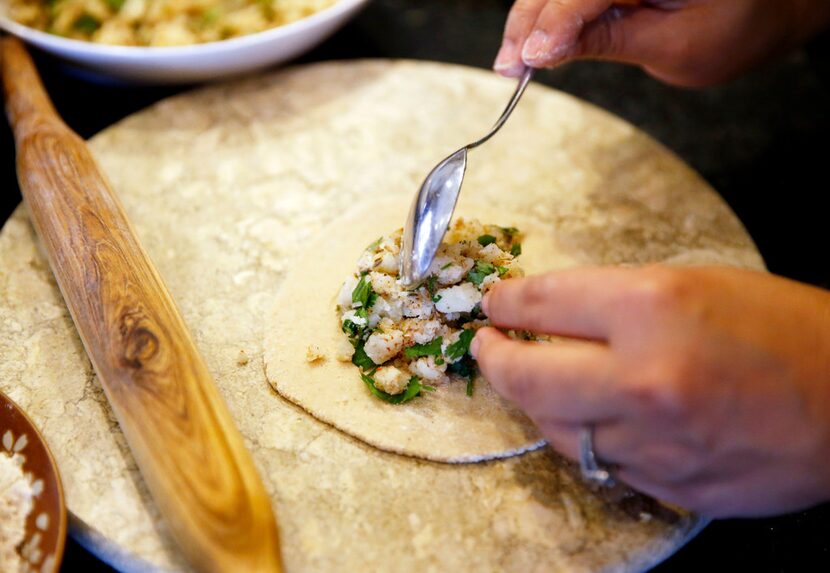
[
  {"left": 483, "top": 266, "right": 638, "bottom": 339},
  {"left": 472, "top": 327, "right": 624, "bottom": 423},
  {"left": 495, "top": 0, "right": 547, "bottom": 76}
]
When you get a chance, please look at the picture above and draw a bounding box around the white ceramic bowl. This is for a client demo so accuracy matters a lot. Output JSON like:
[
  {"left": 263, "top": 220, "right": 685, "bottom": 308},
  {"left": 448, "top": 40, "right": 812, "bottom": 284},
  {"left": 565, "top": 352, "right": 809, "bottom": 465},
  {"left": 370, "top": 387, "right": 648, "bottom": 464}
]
[{"left": 0, "top": 0, "right": 369, "bottom": 83}]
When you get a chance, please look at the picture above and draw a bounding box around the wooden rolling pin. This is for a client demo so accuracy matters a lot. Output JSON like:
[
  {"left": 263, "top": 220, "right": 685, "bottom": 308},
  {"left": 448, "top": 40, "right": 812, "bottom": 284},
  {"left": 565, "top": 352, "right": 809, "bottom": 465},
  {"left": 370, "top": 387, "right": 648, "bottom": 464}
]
[{"left": 1, "top": 38, "right": 283, "bottom": 573}]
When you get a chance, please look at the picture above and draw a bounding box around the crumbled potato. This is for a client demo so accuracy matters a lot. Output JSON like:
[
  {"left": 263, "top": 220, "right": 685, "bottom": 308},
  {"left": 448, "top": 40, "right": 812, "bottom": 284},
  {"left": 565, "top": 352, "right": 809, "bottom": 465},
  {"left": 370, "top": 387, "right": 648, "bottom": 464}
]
[
  {"left": 337, "top": 218, "right": 526, "bottom": 398},
  {"left": 305, "top": 345, "right": 325, "bottom": 364},
  {"left": 374, "top": 366, "right": 410, "bottom": 395}
]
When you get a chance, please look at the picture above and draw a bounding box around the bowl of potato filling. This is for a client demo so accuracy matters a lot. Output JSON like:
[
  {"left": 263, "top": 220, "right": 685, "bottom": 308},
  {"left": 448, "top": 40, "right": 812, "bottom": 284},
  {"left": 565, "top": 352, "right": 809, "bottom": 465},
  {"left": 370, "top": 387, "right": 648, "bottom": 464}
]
[{"left": 0, "top": 0, "right": 369, "bottom": 83}]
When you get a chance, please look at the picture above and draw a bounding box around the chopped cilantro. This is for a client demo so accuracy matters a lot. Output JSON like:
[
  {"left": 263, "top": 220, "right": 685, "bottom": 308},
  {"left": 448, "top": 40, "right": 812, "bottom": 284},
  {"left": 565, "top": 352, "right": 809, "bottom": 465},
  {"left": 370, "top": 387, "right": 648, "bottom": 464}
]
[
  {"left": 501, "top": 226, "right": 519, "bottom": 240},
  {"left": 477, "top": 234, "right": 497, "bottom": 246},
  {"left": 510, "top": 243, "right": 522, "bottom": 256},
  {"left": 469, "top": 303, "right": 486, "bottom": 320},
  {"left": 466, "top": 376, "right": 475, "bottom": 397},
  {"left": 497, "top": 266, "right": 509, "bottom": 276},
  {"left": 432, "top": 294, "right": 442, "bottom": 303},
  {"left": 467, "top": 261, "right": 496, "bottom": 287},
  {"left": 342, "top": 318, "right": 360, "bottom": 338},
  {"left": 351, "top": 273, "right": 376, "bottom": 309},
  {"left": 341, "top": 319, "right": 361, "bottom": 338},
  {"left": 435, "top": 357, "right": 445, "bottom": 366},
  {"left": 351, "top": 341, "right": 376, "bottom": 370},
  {"left": 445, "top": 330, "right": 474, "bottom": 361},
  {"left": 425, "top": 275, "right": 438, "bottom": 295},
  {"left": 447, "top": 354, "right": 475, "bottom": 378},
  {"left": 441, "top": 262, "right": 453, "bottom": 270},
  {"left": 342, "top": 308, "right": 369, "bottom": 340},
  {"left": 366, "top": 237, "right": 382, "bottom": 251},
  {"left": 73, "top": 14, "right": 100, "bottom": 33},
  {"left": 361, "top": 373, "right": 427, "bottom": 404},
  {"left": 404, "top": 337, "right": 443, "bottom": 359}
]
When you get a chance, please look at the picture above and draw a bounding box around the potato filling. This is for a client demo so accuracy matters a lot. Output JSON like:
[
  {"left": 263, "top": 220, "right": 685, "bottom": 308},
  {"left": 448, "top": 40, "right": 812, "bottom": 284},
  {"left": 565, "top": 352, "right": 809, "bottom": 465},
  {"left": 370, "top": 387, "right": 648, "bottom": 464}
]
[{"left": 337, "top": 218, "right": 525, "bottom": 403}]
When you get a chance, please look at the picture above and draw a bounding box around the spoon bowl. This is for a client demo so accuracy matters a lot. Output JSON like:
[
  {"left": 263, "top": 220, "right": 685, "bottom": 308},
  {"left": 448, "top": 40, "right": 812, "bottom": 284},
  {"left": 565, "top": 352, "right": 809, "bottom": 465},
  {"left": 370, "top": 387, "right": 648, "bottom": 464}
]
[{"left": 400, "top": 67, "right": 534, "bottom": 286}]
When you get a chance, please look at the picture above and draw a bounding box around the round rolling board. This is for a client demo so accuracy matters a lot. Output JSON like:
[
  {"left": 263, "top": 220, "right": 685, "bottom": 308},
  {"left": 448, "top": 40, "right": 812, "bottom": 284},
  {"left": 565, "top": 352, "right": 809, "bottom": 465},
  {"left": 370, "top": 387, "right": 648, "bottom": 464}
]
[{"left": 0, "top": 60, "right": 763, "bottom": 572}]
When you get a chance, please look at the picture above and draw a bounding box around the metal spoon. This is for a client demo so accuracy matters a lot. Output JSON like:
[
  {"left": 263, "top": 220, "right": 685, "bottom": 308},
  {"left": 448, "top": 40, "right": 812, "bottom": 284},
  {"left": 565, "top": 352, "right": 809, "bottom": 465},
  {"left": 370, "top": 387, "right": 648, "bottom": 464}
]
[{"left": 400, "top": 67, "right": 535, "bottom": 287}]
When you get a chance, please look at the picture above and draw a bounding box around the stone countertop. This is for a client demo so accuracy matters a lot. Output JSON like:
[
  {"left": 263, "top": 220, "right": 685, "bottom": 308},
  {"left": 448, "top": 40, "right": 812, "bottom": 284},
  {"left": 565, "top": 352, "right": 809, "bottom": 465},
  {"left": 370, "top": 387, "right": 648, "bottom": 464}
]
[{"left": 0, "top": 0, "right": 828, "bottom": 571}]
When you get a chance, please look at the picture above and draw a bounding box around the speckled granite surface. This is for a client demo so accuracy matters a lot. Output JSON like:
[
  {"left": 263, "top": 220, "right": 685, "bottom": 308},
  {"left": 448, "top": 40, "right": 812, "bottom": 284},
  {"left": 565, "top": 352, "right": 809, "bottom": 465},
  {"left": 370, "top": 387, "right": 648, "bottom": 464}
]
[
  {"left": 0, "top": 2, "right": 828, "bottom": 572},
  {"left": 0, "top": 60, "right": 769, "bottom": 571}
]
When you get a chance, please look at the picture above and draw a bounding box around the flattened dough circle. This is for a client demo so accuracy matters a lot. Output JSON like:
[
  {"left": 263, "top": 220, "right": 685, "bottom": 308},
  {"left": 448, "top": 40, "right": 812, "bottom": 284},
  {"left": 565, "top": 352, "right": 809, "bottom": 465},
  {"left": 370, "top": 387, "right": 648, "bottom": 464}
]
[{"left": 263, "top": 199, "right": 563, "bottom": 463}]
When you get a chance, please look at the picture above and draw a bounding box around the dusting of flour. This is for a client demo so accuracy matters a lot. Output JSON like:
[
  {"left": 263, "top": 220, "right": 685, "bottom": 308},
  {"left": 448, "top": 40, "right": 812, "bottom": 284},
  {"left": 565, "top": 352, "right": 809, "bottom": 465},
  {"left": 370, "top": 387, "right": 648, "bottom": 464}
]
[{"left": 0, "top": 452, "right": 33, "bottom": 573}]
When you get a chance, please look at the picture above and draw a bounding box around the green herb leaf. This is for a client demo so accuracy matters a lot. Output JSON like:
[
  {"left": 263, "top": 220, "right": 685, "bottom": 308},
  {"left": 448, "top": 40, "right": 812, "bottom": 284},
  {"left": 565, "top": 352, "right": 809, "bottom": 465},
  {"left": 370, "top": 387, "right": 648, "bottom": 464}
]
[
  {"left": 404, "top": 337, "right": 443, "bottom": 359},
  {"left": 435, "top": 357, "right": 445, "bottom": 366},
  {"left": 73, "top": 14, "right": 100, "bottom": 33},
  {"left": 501, "top": 226, "right": 519, "bottom": 240},
  {"left": 477, "top": 234, "right": 497, "bottom": 247},
  {"left": 431, "top": 294, "right": 442, "bottom": 303},
  {"left": 447, "top": 354, "right": 475, "bottom": 378},
  {"left": 351, "top": 273, "right": 376, "bottom": 309},
  {"left": 467, "top": 261, "right": 496, "bottom": 287},
  {"left": 510, "top": 243, "right": 522, "bottom": 257},
  {"left": 342, "top": 308, "right": 369, "bottom": 340},
  {"left": 342, "top": 319, "right": 360, "bottom": 338},
  {"left": 366, "top": 237, "right": 382, "bottom": 251},
  {"left": 497, "top": 266, "right": 509, "bottom": 277},
  {"left": 361, "top": 373, "right": 426, "bottom": 404},
  {"left": 425, "top": 275, "right": 438, "bottom": 295},
  {"left": 466, "top": 376, "right": 475, "bottom": 397},
  {"left": 351, "top": 340, "right": 376, "bottom": 370},
  {"left": 441, "top": 262, "right": 453, "bottom": 270},
  {"left": 445, "top": 330, "right": 474, "bottom": 361}
]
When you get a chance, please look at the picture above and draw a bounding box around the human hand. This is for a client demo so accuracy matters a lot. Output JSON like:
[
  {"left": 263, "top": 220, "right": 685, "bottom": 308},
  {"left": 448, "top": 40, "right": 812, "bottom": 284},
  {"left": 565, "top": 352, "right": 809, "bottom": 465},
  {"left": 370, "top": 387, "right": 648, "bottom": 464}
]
[
  {"left": 494, "top": 0, "right": 830, "bottom": 86},
  {"left": 472, "top": 265, "right": 830, "bottom": 517}
]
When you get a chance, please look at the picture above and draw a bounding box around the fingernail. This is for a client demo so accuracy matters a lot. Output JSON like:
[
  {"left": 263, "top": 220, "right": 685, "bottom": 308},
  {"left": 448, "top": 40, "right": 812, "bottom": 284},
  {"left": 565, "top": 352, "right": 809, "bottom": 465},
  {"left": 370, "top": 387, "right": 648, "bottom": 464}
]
[
  {"left": 481, "top": 293, "right": 491, "bottom": 316},
  {"left": 522, "top": 29, "right": 572, "bottom": 66},
  {"left": 521, "top": 30, "right": 551, "bottom": 64},
  {"left": 470, "top": 330, "right": 485, "bottom": 358},
  {"left": 493, "top": 40, "right": 525, "bottom": 77}
]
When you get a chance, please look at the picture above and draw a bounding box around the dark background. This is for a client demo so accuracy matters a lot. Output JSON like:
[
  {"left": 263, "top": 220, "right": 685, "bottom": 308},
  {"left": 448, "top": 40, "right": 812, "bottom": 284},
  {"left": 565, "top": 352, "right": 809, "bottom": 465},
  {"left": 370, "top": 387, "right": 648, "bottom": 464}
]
[{"left": 2, "top": 0, "right": 828, "bottom": 571}]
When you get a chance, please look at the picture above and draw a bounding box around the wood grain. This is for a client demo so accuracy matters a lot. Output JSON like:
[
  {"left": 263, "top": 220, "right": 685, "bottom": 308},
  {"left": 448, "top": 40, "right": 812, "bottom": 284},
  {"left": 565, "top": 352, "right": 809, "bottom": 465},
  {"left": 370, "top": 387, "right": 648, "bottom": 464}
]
[{"left": 1, "top": 37, "right": 283, "bottom": 573}]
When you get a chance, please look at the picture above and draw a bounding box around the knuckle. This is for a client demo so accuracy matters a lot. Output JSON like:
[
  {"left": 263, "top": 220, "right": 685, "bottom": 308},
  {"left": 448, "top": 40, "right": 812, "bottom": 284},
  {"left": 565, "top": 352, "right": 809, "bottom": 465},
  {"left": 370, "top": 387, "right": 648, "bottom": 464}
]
[
  {"left": 580, "top": 15, "right": 624, "bottom": 58},
  {"left": 623, "top": 266, "right": 690, "bottom": 315},
  {"left": 622, "top": 360, "right": 694, "bottom": 419},
  {"left": 521, "top": 275, "right": 555, "bottom": 308}
]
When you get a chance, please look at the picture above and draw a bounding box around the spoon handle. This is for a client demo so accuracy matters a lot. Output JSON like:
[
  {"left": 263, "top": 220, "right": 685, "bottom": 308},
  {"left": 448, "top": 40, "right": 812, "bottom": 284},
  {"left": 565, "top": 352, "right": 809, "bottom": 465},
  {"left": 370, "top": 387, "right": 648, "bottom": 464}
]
[{"left": 467, "top": 67, "right": 535, "bottom": 150}]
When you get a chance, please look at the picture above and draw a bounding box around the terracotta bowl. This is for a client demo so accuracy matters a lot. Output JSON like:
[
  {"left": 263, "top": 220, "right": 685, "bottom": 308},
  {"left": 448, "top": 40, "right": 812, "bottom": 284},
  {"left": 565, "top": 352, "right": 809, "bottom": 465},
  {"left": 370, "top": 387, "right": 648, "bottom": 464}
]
[{"left": 1, "top": 390, "right": 66, "bottom": 572}]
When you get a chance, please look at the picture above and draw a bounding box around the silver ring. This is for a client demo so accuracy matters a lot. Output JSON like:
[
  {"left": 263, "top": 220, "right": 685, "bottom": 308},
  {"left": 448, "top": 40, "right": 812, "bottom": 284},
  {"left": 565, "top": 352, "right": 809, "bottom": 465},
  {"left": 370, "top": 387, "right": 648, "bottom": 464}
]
[{"left": 579, "top": 424, "right": 616, "bottom": 488}]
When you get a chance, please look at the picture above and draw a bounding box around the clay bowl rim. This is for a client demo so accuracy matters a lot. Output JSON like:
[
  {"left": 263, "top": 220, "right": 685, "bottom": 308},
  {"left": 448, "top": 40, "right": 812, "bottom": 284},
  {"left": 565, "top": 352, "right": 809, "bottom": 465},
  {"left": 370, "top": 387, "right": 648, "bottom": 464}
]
[{"left": 1, "top": 389, "right": 68, "bottom": 572}]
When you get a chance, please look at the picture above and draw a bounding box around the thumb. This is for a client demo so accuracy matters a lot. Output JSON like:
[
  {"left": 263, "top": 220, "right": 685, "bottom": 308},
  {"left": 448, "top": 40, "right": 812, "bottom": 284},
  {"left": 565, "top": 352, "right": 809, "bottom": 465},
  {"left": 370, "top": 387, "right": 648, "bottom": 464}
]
[
  {"left": 571, "top": 7, "right": 675, "bottom": 64},
  {"left": 570, "top": 6, "right": 721, "bottom": 87},
  {"left": 523, "top": 4, "right": 690, "bottom": 75}
]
